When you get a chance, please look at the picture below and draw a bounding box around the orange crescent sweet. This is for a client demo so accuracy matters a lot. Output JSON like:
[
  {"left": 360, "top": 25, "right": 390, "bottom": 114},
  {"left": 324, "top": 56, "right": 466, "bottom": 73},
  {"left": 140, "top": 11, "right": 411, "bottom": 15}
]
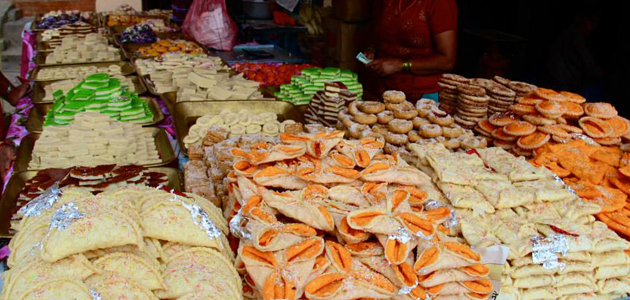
[
  {"left": 560, "top": 91, "right": 586, "bottom": 103},
  {"left": 579, "top": 117, "right": 613, "bottom": 138},
  {"left": 510, "top": 103, "right": 537, "bottom": 115},
  {"left": 561, "top": 101, "right": 585, "bottom": 118},
  {"left": 557, "top": 124, "right": 583, "bottom": 134},
  {"left": 605, "top": 116, "right": 630, "bottom": 138},
  {"left": 522, "top": 113, "right": 557, "bottom": 126},
  {"left": 517, "top": 96, "right": 544, "bottom": 105},
  {"left": 517, "top": 131, "right": 550, "bottom": 150},
  {"left": 534, "top": 87, "right": 566, "bottom": 102},
  {"left": 513, "top": 145, "right": 534, "bottom": 157},
  {"left": 478, "top": 119, "right": 498, "bottom": 134},
  {"left": 492, "top": 138, "right": 516, "bottom": 150},
  {"left": 584, "top": 102, "right": 618, "bottom": 119},
  {"left": 503, "top": 121, "right": 536, "bottom": 136},
  {"left": 535, "top": 101, "right": 566, "bottom": 119}
]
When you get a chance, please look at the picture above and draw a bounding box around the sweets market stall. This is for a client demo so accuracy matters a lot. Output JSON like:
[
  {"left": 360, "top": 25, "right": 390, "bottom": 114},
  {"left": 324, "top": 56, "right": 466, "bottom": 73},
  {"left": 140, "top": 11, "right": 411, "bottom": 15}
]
[{"left": 1, "top": 4, "right": 630, "bottom": 300}]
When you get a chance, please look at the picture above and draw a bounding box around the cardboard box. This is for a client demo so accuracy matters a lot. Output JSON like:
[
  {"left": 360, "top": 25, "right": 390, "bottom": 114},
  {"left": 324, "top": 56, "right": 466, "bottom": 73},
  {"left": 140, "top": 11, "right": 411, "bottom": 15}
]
[{"left": 332, "top": 0, "right": 371, "bottom": 22}]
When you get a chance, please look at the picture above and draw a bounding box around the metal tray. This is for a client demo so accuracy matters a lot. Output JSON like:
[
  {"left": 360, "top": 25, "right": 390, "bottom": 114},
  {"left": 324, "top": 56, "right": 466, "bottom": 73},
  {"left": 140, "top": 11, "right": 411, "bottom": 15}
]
[
  {"left": 35, "top": 50, "right": 124, "bottom": 67},
  {"left": 13, "top": 128, "right": 175, "bottom": 173},
  {"left": 113, "top": 32, "right": 184, "bottom": 47},
  {"left": 30, "top": 13, "right": 98, "bottom": 32},
  {"left": 31, "top": 97, "right": 164, "bottom": 127},
  {"left": 173, "top": 100, "right": 303, "bottom": 155},
  {"left": 36, "top": 35, "right": 114, "bottom": 52},
  {"left": 121, "top": 40, "right": 207, "bottom": 60},
  {"left": 29, "top": 61, "right": 135, "bottom": 82},
  {"left": 32, "top": 75, "right": 148, "bottom": 104},
  {"left": 0, "top": 166, "right": 183, "bottom": 237}
]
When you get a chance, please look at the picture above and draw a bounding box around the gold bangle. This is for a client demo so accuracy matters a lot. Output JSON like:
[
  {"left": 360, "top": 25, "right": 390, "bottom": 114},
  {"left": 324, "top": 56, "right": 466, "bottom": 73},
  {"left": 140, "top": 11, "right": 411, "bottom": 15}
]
[{"left": 403, "top": 61, "right": 412, "bottom": 73}]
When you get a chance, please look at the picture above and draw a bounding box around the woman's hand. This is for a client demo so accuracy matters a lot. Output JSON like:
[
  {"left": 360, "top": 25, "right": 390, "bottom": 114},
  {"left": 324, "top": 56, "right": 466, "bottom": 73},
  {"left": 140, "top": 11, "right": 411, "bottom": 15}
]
[
  {"left": 367, "top": 58, "right": 403, "bottom": 77},
  {"left": 363, "top": 48, "right": 375, "bottom": 60},
  {"left": 0, "top": 142, "right": 16, "bottom": 183}
]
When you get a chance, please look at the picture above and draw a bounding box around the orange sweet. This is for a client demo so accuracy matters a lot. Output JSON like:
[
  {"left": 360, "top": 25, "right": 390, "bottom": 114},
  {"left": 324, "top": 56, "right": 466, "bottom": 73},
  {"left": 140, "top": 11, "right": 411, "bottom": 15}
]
[
  {"left": 561, "top": 101, "right": 585, "bottom": 118},
  {"left": 503, "top": 121, "right": 536, "bottom": 136},
  {"left": 560, "top": 91, "right": 586, "bottom": 103},
  {"left": 517, "top": 131, "right": 550, "bottom": 150},
  {"left": 584, "top": 102, "right": 618, "bottom": 119},
  {"left": 579, "top": 117, "right": 613, "bottom": 138},
  {"left": 534, "top": 87, "right": 566, "bottom": 102},
  {"left": 535, "top": 100, "right": 566, "bottom": 119}
]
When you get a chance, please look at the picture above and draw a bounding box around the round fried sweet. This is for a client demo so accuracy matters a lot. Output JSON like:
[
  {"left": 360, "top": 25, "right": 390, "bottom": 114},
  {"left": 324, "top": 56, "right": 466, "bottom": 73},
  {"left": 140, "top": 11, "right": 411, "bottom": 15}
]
[
  {"left": 606, "top": 116, "right": 630, "bottom": 138},
  {"left": 557, "top": 124, "right": 583, "bottom": 134},
  {"left": 388, "top": 119, "right": 414, "bottom": 134},
  {"left": 492, "top": 138, "right": 515, "bottom": 150},
  {"left": 508, "top": 81, "right": 537, "bottom": 94},
  {"left": 385, "top": 132, "right": 408, "bottom": 146},
  {"left": 584, "top": 102, "right": 618, "bottom": 119},
  {"left": 561, "top": 101, "right": 584, "bottom": 118},
  {"left": 535, "top": 101, "right": 565, "bottom": 119},
  {"left": 517, "top": 131, "right": 550, "bottom": 150},
  {"left": 552, "top": 134, "right": 569, "bottom": 144},
  {"left": 522, "top": 114, "right": 556, "bottom": 126},
  {"left": 391, "top": 103, "right": 418, "bottom": 120},
  {"left": 517, "top": 96, "right": 544, "bottom": 105},
  {"left": 377, "top": 110, "right": 395, "bottom": 124},
  {"left": 534, "top": 87, "right": 566, "bottom": 102},
  {"left": 420, "top": 124, "right": 443, "bottom": 138},
  {"left": 457, "top": 84, "right": 486, "bottom": 97},
  {"left": 408, "top": 130, "right": 422, "bottom": 142},
  {"left": 491, "top": 127, "right": 517, "bottom": 141},
  {"left": 560, "top": 91, "right": 586, "bottom": 103},
  {"left": 443, "top": 125, "right": 463, "bottom": 138},
  {"left": 488, "top": 112, "right": 518, "bottom": 126},
  {"left": 477, "top": 119, "right": 498, "bottom": 134},
  {"left": 538, "top": 125, "right": 570, "bottom": 139},
  {"left": 579, "top": 116, "right": 613, "bottom": 138},
  {"left": 594, "top": 137, "right": 622, "bottom": 146},
  {"left": 358, "top": 101, "right": 386, "bottom": 114},
  {"left": 412, "top": 116, "right": 429, "bottom": 128},
  {"left": 513, "top": 146, "right": 534, "bottom": 158},
  {"left": 428, "top": 112, "right": 454, "bottom": 127},
  {"left": 503, "top": 121, "right": 536, "bottom": 136},
  {"left": 493, "top": 75, "right": 511, "bottom": 86},
  {"left": 510, "top": 103, "right": 537, "bottom": 115},
  {"left": 383, "top": 90, "right": 406, "bottom": 104}
]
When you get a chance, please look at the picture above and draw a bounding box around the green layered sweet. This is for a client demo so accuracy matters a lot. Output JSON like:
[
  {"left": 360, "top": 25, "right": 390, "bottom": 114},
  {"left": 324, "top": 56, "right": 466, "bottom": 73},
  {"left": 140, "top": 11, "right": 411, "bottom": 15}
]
[
  {"left": 43, "top": 73, "right": 153, "bottom": 126},
  {"left": 276, "top": 68, "right": 363, "bottom": 105}
]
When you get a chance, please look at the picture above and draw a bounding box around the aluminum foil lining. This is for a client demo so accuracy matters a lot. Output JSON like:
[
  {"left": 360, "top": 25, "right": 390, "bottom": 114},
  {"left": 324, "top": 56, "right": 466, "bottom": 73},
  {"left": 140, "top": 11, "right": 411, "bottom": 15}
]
[
  {"left": 397, "top": 282, "right": 418, "bottom": 296},
  {"left": 49, "top": 202, "right": 85, "bottom": 231},
  {"left": 90, "top": 290, "right": 102, "bottom": 300},
  {"left": 531, "top": 234, "right": 569, "bottom": 270},
  {"left": 424, "top": 200, "right": 458, "bottom": 228},
  {"left": 229, "top": 208, "right": 252, "bottom": 240},
  {"left": 554, "top": 174, "right": 579, "bottom": 199},
  {"left": 18, "top": 182, "right": 62, "bottom": 217},
  {"left": 168, "top": 192, "right": 223, "bottom": 243},
  {"left": 389, "top": 227, "right": 412, "bottom": 244}
]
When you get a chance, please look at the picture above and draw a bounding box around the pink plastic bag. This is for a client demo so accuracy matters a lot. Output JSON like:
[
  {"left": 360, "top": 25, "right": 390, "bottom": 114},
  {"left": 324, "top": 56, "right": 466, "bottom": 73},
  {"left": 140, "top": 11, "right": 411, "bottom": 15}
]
[{"left": 182, "top": 0, "right": 238, "bottom": 51}]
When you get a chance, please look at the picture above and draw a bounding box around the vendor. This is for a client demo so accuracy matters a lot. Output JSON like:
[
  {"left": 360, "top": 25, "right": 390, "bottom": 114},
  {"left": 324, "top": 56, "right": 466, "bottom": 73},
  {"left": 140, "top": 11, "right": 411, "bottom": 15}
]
[
  {"left": 364, "top": 0, "right": 458, "bottom": 102},
  {"left": 1, "top": 72, "right": 30, "bottom": 190}
]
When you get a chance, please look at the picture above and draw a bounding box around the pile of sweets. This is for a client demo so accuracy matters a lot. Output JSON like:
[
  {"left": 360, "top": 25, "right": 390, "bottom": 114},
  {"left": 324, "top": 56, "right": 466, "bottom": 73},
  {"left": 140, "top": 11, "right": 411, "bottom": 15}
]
[
  {"left": 44, "top": 33, "right": 120, "bottom": 64},
  {"left": 531, "top": 139, "right": 630, "bottom": 239},
  {"left": 437, "top": 74, "right": 537, "bottom": 122},
  {"left": 35, "top": 64, "right": 125, "bottom": 81},
  {"left": 474, "top": 89, "right": 630, "bottom": 156},
  {"left": 135, "top": 53, "right": 227, "bottom": 94},
  {"left": 182, "top": 119, "right": 306, "bottom": 206},
  {"left": 30, "top": 112, "right": 161, "bottom": 169},
  {"left": 10, "top": 165, "right": 168, "bottom": 222},
  {"left": 135, "top": 39, "right": 204, "bottom": 58},
  {"left": 1, "top": 185, "right": 241, "bottom": 300},
  {"left": 338, "top": 91, "right": 487, "bottom": 155},
  {"left": 35, "top": 10, "right": 91, "bottom": 29},
  {"left": 44, "top": 73, "right": 153, "bottom": 125},
  {"left": 408, "top": 143, "right": 630, "bottom": 300},
  {"left": 305, "top": 81, "right": 357, "bottom": 127},
  {"left": 119, "top": 24, "right": 157, "bottom": 43},
  {"left": 40, "top": 21, "right": 95, "bottom": 44},
  {"left": 177, "top": 69, "right": 264, "bottom": 101},
  {"left": 182, "top": 109, "right": 297, "bottom": 149},
  {"left": 226, "top": 130, "right": 493, "bottom": 300},
  {"left": 42, "top": 74, "right": 136, "bottom": 101},
  {"left": 107, "top": 14, "right": 155, "bottom": 27},
  {"left": 137, "top": 18, "right": 177, "bottom": 32},
  {"left": 276, "top": 67, "right": 363, "bottom": 105}
]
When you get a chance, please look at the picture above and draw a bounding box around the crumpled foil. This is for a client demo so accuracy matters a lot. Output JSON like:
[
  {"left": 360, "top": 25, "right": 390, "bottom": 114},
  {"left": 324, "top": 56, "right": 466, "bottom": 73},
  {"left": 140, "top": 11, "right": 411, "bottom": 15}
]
[
  {"left": 389, "top": 227, "right": 412, "bottom": 244},
  {"left": 424, "top": 200, "right": 458, "bottom": 228},
  {"left": 531, "top": 234, "right": 569, "bottom": 270},
  {"left": 49, "top": 202, "right": 84, "bottom": 231},
  {"left": 18, "top": 182, "right": 62, "bottom": 217},
  {"left": 229, "top": 208, "right": 251, "bottom": 240},
  {"left": 90, "top": 290, "right": 102, "bottom": 300},
  {"left": 397, "top": 282, "right": 419, "bottom": 296},
  {"left": 168, "top": 192, "right": 223, "bottom": 243}
]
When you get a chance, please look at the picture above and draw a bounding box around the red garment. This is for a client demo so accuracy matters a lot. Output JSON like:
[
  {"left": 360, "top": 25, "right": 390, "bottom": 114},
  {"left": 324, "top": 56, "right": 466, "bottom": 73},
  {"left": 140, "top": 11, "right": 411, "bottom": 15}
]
[{"left": 375, "top": 0, "right": 457, "bottom": 98}]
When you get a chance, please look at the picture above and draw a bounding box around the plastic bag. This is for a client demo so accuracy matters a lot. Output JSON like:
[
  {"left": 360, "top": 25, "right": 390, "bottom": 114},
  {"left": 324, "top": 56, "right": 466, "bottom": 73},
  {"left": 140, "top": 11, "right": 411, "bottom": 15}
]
[{"left": 182, "top": 0, "right": 238, "bottom": 51}]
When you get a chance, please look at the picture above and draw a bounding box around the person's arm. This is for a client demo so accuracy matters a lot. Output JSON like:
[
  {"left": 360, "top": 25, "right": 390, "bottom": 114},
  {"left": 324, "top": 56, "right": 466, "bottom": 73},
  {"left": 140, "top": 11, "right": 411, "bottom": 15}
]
[{"left": 367, "top": 30, "right": 457, "bottom": 76}]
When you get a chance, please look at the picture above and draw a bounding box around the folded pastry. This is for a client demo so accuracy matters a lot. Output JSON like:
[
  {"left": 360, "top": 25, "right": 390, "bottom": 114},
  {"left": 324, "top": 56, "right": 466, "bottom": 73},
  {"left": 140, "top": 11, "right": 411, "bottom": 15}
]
[
  {"left": 425, "top": 151, "right": 477, "bottom": 185},
  {"left": 253, "top": 165, "right": 308, "bottom": 190},
  {"left": 436, "top": 182, "right": 495, "bottom": 214},
  {"left": 588, "top": 221, "right": 630, "bottom": 253},
  {"left": 592, "top": 250, "right": 630, "bottom": 267},
  {"left": 41, "top": 205, "right": 143, "bottom": 262},
  {"left": 508, "top": 157, "right": 554, "bottom": 182},
  {"left": 558, "top": 262, "right": 594, "bottom": 274},
  {"left": 420, "top": 265, "right": 489, "bottom": 287},
  {"left": 158, "top": 247, "right": 242, "bottom": 299},
  {"left": 594, "top": 264, "right": 630, "bottom": 280},
  {"left": 495, "top": 286, "right": 520, "bottom": 300},
  {"left": 335, "top": 138, "right": 384, "bottom": 168},
  {"left": 597, "top": 277, "right": 630, "bottom": 294},
  {"left": 86, "top": 272, "right": 158, "bottom": 300},
  {"left": 0, "top": 255, "right": 96, "bottom": 300},
  {"left": 250, "top": 222, "right": 318, "bottom": 252},
  {"left": 558, "top": 293, "right": 599, "bottom": 300},
  {"left": 556, "top": 283, "right": 598, "bottom": 296},
  {"left": 554, "top": 272, "right": 595, "bottom": 287},
  {"left": 18, "top": 278, "right": 92, "bottom": 300},
  {"left": 414, "top": 242, "right": 481, "bottom": 275},
  {"left": 243, "top": 143, "right": 306, "bottom": 165},
  {"left": 459, "top": 218, "right": 502, "bottom": 248},
  {"left": 304, "top": 241, "right": 396, "bottom": 300},
  {"left": 596, "top": 292, "right": 627, "bottom": 300},
  {"left": 297, "top": 155, "right": 362, "bottom": 184},
  {"left": 7, "top": 220, "right": 49, "bottom": 268},
  {"left": 263, "top": 189, "right": 335, "bottom": 231},
  {"left": 362, "top": 154, "right": 432, "bottom": 186},
  {"left": 519, "top": 286, "right": 558, "bottom": 300},
  {"left": 426, "top": 279, "right": 492, "bottom": 296},
  {"left": 513, "top": 275, "right": 554, "bottom": 288},
  {"left": 562, "top": 251, "right": 591, "bottom": 262},
  {"left": 93, "top": 252, "right": 165, "bottom": 290},
  {"left": 510, "top": 264, "right": 556, "bottom": 279}
]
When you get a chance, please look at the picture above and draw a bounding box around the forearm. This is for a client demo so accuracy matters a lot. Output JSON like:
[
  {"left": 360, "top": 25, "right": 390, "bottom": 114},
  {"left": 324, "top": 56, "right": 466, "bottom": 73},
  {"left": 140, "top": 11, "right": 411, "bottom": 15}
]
[{"left": 408, "top": 54, "right": 456, "bottom": 75}]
